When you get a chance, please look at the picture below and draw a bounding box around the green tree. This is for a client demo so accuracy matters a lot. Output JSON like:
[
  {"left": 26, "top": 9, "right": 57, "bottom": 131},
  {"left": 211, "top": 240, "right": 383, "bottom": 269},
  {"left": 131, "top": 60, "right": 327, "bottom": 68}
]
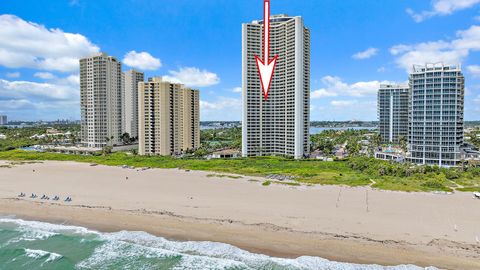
[
  {"left": 346, "top": 140, "right": 361, "bottom": 156},
  {"left": 398, "top": 135, "right": 408, "bottom": 153},
  {"left": 121, "top": 133, "right": 131, "bottom": 145}
]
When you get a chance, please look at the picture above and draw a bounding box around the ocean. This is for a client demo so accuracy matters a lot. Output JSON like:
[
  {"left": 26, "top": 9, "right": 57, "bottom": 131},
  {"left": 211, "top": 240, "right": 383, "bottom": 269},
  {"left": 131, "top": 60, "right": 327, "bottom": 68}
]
[{"left": 0, "top": 217, "right": 437, "bottom": 270}]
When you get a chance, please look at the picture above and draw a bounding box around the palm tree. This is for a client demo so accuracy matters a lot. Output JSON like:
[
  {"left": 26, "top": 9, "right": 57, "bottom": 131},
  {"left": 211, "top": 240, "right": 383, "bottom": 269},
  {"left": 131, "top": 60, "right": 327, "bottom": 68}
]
[
  {"left": 372, "top": 133, "right": 382, "bottom": 148},
  {"left": 398, "top": 135, "right": 408, "bottom": 153}
]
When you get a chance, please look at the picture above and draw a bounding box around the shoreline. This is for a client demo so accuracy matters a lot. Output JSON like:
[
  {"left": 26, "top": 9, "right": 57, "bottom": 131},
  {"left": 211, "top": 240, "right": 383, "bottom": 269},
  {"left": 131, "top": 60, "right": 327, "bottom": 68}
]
[
  {"left": 3, "top": 199, "right": 479, "bottom": 269},
  {"left": 1, "top": 160, "right": 479, "bottom": 269}
]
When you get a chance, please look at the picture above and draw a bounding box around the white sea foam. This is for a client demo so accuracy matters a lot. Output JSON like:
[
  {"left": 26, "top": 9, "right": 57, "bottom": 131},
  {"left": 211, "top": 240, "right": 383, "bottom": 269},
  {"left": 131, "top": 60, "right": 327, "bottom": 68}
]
[
  {"left": 24, "top": 248, "right": 62, "bottom": 263},
  {"left": 1, "top": 218, "right": 439, "bottom": 270},
  {"left": 0, "top": 217, "right": 97, "bottom": 236},
  {"left": 76, "top": 239, "right": 246, "bottom": 269},
  {"left": 97, "top": 230, "right": 438, "bottom": 270}
]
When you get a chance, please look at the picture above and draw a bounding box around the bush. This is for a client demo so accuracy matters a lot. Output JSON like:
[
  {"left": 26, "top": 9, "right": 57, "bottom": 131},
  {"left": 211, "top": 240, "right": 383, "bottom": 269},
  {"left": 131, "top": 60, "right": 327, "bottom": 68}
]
[{"left": 421, "top": 181, "right": 446, "bottom": 190}]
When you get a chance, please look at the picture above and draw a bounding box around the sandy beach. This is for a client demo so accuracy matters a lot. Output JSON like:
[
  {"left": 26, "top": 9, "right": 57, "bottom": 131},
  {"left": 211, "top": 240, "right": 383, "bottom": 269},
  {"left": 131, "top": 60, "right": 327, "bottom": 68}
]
[{"left": 0, "top": 160, "right": 479, "bottom": 269}]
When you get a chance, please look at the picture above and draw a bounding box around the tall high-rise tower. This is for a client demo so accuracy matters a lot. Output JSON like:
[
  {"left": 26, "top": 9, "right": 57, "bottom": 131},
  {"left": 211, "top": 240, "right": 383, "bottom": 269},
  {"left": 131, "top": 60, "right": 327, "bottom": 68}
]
[
  {"left": 242, "top": 14, "right": 310, "bottom": 159},
  {"left": 378, "top": 84, "right": 409, "bottom": 144},
  {"left": 138, "top": 77, "right": 200, "bottom": 156},
  {"left": 123, "top": 69, "right": 144, "bottom": 139},
  {"left": 80, "top": 53, "right": 123, "bottom": 148},
  {"left": 408, "top": 63, "right": 465, "bottom": 167}
]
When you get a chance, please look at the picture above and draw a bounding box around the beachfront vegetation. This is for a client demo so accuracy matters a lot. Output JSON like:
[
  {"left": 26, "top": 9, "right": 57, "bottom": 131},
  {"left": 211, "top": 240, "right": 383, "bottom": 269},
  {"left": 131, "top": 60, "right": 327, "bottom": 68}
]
[
  {"left": 199, "top": 127, "right": 241, "bottom": 150},
  {"left": 1, "top": 150, "right": 479, "bottom": 193},
  {"left": 466, "top": 128, "right": 480, "bottom": 149},
  {"left": 310, "top": 129, "right": 375, "bottom": 155},
  {"left": 0, "top": 125, "right": 80, "bottom": 152}
]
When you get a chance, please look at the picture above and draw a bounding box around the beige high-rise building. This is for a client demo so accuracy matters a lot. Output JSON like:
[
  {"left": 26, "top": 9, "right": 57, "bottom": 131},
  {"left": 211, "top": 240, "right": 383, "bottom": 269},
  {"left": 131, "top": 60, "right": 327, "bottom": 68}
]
[
  {"left": 242, "top": 14, "right": 310, "bottom": 159},
  {"left": 122, "top": 69, "right": 144, "bottom": 139},
  {"left": 138, "top": 77, "right": 200, "bottom": 156},
  {"left": 80, "top": 53, "right": 123, "bottom": 148}
]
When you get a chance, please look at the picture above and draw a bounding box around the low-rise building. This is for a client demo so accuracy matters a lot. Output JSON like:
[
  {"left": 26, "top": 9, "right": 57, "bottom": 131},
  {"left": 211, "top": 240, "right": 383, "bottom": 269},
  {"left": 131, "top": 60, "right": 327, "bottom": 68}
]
[
  {"left": 375, "top": 151, "right": 405, "bottom": 162},
  {"left": 461, "top": 144, "right": 480, "bottom": 164},
  {"left": 209, "top": 149, "right": 241, "bottom": 159}
]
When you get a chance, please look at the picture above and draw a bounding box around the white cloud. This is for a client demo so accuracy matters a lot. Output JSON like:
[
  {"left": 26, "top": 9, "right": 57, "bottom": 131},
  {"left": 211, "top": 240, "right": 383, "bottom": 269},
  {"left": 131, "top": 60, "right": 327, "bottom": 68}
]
[
  {"left": 407, "top": 0, "right": 480, "bottom": 22},
  {"left": 312, "top": 76, "right": 395, "bottom": 98},
  {"left": 475, "top": 95, "right": 480, "bottom": 104},
  {"left": 330, "top": 100, "right": 358, "bottom": 107},
  {"left": 163, "top": 67, "right": 220, "bottom": 87},
  {"left": 352, "top": 48, "right": 378, "bottom": 60},
  {"left": 0, "top": 78, "right": 78, "bottom": 101},
  {"left": 467, "top": 65, "right": 480, "bottom": 77},
  {"left": 122, "top": 51, "right": 161, "bottom": 71},
  {"left": 200, "top": 97, "right": 241, "bottom": 121},
  {"left": 377, "top": 67, "right": 386, "bottom": 73},
  {"left": 200, "top": 98, "right": 241, "bottom": 110},
  {"left": 5, "top": 72, "right": 20, "bottom": 78},
  {"left": 389, "top": 45, "right": 413, "bottom": 56},
  {"left": 34, "top": 72, "right": 56, "bottom": 80},
  {"left": 311, "top": 88, "right": 338, "bottom": 99},
  {"left": 390, "top": 25, "right": 480, "bottom": 72},
  {"left": 0, "top": 15, "right": 99, "bottom": 72},
  {"left": 232, "top": 87, "right": 242, "bottom": 93},
  {"left": 0, "top": 73, "right": 80, "bottom": 120}
]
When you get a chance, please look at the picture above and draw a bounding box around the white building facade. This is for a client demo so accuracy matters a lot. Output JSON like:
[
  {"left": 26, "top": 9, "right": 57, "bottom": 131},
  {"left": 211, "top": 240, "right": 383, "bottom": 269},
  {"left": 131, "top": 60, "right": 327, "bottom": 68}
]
[
  {"left": 0, "top": 115, "right": 7, "bottom": 125},
  {"left": 242, "top": 14, "right": 310, "bottom": 159},
  {"left": 408, "top": 63, "right": 465, "bottom": 167},
  {"left": 80, "top": 53, "right": 123, "bottom": 148},
  {"left": 122, "top": 69, "right": 144, "bottom": 139},
  {"left": 378, "top": 84, "right": 409, "bottom": 144}
]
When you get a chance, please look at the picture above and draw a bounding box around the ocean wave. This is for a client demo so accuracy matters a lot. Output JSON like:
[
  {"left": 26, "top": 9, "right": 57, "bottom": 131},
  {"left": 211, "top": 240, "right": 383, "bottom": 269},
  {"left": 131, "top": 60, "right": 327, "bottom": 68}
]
[
  {"left": 0, "top": 218, "right": 439, "bottom": 270},
  {"left": 77, "top": 238, "right": 246, "bottom": 269},
  {"left": 24, "top": 248, "right": 62, "bottom": 263},
  {"left": 0, "top": 217, "right": 96, "bottom": 236},
  {"left": 96, "top": 230, "right": 438, "bottom": 270}
]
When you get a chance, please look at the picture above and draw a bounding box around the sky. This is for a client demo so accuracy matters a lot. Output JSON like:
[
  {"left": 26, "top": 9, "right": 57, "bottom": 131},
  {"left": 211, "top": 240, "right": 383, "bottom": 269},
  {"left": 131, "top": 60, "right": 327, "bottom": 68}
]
[{"left": 0, "top": 0, "right": 479, "bottom": 121}]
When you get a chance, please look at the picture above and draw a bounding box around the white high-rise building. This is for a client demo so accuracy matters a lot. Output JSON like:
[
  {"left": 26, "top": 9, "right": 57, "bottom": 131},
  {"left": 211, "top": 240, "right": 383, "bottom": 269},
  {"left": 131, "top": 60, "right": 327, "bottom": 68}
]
[
  {"left": 408, "top": 63, "right": 465, "bottom": 167},
  {"left": 242, "top": 14, "right": 310, "bottom": 159},
  {"left": 80, "top": 53, "right": 123, "bottom": 148},
  {"left": 0, "top": 115, "right": 7, "bottom": 125},
  {"left": 378, "top": 84, "right": 409, "bottom": 144},
  {"left": 122, "top": 69, "right": 144, "bottom": 139}
]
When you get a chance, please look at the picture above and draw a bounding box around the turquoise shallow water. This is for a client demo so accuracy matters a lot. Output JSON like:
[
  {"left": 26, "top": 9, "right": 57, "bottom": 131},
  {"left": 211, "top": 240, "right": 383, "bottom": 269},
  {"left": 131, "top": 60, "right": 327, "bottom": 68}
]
[{"left": 0, "top": 217, "right": 438, "bottom": 270}]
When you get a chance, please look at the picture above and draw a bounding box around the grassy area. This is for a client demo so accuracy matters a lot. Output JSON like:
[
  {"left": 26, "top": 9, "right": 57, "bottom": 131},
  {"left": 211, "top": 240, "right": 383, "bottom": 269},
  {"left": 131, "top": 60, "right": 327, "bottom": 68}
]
[{"left": 0, "top": 150, "right": 479, "bottom": 193}]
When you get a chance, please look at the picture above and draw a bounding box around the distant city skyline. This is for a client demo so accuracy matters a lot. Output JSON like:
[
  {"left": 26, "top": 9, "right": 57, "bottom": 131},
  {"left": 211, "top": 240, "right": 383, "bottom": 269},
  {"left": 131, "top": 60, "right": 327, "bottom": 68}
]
[{"left": 0, "top": 0, "right": 480, "bottom": 121}]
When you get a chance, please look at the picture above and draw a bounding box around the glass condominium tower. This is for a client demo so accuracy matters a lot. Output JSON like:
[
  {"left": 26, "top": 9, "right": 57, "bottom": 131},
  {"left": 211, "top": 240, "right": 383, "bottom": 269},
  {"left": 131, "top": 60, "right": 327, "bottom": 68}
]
[
  {"left": 408, "top": 63, "right": 465, "bottom": 167},
  {"left": 378, "top": 84, "right": 409, "bottom": 144},
  {"left": 242, "top": 14, "right": 310, "bottom": 159}
]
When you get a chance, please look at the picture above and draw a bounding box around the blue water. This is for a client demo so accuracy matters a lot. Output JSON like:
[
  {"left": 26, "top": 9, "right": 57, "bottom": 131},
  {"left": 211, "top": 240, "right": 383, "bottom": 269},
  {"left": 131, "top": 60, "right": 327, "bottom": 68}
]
[
  {"left": 0, "top": 217, "right": 437, "bottom": 270},
  {"left": 310, "top": 127, "right": 376, "bottom": 135}
]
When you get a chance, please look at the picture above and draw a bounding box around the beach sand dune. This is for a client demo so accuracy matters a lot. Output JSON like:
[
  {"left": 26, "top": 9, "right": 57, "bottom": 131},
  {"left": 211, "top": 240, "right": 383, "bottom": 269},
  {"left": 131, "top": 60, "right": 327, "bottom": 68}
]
[{"left": 0, "top": 160, "right": 479, "bottom": 269}]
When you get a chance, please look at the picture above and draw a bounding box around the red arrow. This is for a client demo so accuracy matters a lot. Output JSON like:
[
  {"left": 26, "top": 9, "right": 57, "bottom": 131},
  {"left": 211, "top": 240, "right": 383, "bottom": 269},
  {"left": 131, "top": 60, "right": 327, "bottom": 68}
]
[{"left": 255, "top": 0, "right": 278, "bottom": 101}]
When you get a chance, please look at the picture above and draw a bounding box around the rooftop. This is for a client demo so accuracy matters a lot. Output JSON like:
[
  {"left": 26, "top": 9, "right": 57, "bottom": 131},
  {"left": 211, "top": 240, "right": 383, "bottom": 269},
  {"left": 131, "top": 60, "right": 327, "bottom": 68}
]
[{"left": 412, "top": 63, "right": 462, "bottom": 73}]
